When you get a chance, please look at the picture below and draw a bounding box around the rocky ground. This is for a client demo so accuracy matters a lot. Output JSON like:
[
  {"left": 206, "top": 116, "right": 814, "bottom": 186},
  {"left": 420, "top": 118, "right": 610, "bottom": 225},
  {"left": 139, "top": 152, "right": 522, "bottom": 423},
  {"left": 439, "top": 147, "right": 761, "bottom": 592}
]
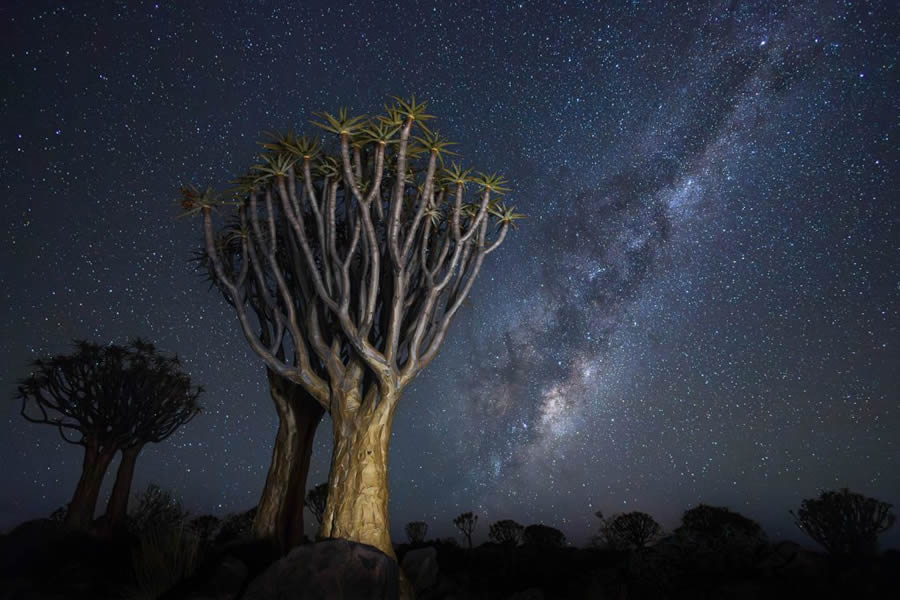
[{"left": 1, "top": 519, "right": 897, "bottom": 599}]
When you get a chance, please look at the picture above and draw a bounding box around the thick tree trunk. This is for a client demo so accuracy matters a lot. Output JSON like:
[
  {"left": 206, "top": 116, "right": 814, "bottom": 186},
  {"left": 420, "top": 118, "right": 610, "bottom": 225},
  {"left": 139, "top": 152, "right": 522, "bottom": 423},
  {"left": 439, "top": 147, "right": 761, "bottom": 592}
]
[
  {"left": 101, "top": 444, "right": 142, "bottom": 532},
  {"left": 319, "top": 393, "right": 396, "bottom": 559},
  {"left": 253, "top": 369, "right": 324, "bottom": 553},
  {"left": 64, "top": 442, "right": 114, "bottom": 531}
]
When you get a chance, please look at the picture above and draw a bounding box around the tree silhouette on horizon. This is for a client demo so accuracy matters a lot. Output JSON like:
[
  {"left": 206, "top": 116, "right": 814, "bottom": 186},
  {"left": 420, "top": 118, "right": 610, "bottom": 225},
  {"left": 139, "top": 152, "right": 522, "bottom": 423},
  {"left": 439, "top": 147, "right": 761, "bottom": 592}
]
[
  {"left": 791, "top": 488, "right": 896, "bottom": 556},
  {"left": 453, "top": 511, "right": 478, "bottom": 549}
]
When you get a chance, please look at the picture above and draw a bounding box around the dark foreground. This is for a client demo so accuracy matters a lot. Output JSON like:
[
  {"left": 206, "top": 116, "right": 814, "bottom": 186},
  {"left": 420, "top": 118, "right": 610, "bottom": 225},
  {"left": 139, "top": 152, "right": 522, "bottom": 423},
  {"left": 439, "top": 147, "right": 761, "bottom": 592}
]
[{"left": 0, "top": 519, "right": 896, "bottom": 599}]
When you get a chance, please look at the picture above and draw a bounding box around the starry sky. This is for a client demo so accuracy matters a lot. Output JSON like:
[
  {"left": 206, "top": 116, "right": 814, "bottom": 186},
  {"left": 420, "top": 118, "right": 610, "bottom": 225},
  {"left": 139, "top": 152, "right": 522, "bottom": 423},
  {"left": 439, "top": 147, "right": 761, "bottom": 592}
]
[{"left": 2, "top": 0, "right": 898, "bottom": 549}]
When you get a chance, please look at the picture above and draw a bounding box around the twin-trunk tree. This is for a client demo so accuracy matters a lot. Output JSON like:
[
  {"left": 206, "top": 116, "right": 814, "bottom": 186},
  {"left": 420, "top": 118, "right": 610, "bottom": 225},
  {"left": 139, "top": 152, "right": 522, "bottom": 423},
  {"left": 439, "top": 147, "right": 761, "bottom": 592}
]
[
  {"left": 187, "top": 95, "right": 520, "bottom": 560},
  {"left": 16, "top": 340, "right": 201, "bottom": 532}
]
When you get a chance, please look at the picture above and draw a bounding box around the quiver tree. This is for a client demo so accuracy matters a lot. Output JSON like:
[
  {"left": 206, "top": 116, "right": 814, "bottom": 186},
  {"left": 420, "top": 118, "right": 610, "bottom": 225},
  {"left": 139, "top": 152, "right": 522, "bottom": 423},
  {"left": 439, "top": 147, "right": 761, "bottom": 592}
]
[
  {"left": 185, "top": 95, "right": 520, "bottom": 562},
  {"left": 16, "top": 340, "right": 201, "bottom": 531},
  {"left": 306, "top": 482, "right": 328, "bottom": 526},
  {"left": 489, "top": 519, "right": 524, "bottom": 546},
  {"left": 791, "top": 488, "right": 896, "bottom": 556},
  {"left": 101, "top": 340, "right": 202, "bottom": 532},
  {"left": 596, "top": 511, "right": 662, "bottom": 549},
  {"left": 405, "top": 521, "right": 428, "bottom": 545},
  {"left": 453, "top": 511, "right": 478, "bottom": 549},
  {"left": 195, "top": 239, "right": 324, "bottom": 552}
]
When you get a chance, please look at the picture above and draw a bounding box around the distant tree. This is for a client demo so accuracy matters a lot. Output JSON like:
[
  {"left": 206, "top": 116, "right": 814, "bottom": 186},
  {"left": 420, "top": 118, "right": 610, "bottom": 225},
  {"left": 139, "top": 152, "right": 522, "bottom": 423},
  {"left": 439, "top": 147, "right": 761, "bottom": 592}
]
[
  {"left": 100, "top": 340, "right": 202, "bottom": 532},
  {"left": 596, "top": 511, "right": 662, "bottom": 549},
  {"left": 676, "top": 504, "right": 766, "bottom": 546},
  {"left": 129, "top": 484, "right": 189, "bottom": 534},
  {"left": 16, "top": 340, "right": 201, "bottom": 531},
  {"left": 184, "top": 95, "right": 519, "bottom": 566},
  {"left": 489, "top": 519, "right": 524, "bottom": 546},
  {"left": 791, "top": 488, "right": 896, "bottom": 556},
  {"left": 523, "top": 523, "right": 566, "bottom": 548},
  {"left": 453, "top": 512, "right": 478, "bottom": 549},
  {"left": 305, "top": 482, "right": 328, "bottom": 526},
  {"left": 406, "top": 521, "right": 428, "bottom": 545}
]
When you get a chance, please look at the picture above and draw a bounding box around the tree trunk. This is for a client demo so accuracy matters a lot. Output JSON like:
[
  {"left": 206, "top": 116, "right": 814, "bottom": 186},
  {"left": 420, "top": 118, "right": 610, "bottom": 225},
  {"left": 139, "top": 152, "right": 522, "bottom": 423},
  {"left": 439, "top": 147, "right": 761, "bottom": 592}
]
[
  {"left": 64, "top": 442, "right": 114, "bottom": 531},
  {"left": 319, "top": 393, "right": 395, "bottom": 558},
  {"left": 102, "top": 444, "right": 142, "bottom": 532},
  {"left": 253, "top": 369, "right": 324, "bottom": 553}
]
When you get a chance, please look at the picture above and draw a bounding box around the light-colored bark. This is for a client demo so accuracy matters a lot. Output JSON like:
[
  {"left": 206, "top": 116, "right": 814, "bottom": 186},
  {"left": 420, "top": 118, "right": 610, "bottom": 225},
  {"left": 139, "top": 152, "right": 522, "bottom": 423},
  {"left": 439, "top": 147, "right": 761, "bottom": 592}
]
[
  {"left": 253, "top": 369, "right": 323, "bottom": 552},
  {"left": 319, "top": 406, "right": 394, "bottom": 555}
]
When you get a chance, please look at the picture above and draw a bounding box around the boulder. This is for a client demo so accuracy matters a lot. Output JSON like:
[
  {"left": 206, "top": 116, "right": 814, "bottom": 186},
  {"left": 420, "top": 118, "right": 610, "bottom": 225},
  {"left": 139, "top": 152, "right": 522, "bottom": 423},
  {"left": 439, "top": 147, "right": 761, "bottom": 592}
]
[
  {"left": 401, "top": 546, "right": 439, "bottom": 593},
  {"left": 242, "top": 539, "right": 399, "bottom": 600}
]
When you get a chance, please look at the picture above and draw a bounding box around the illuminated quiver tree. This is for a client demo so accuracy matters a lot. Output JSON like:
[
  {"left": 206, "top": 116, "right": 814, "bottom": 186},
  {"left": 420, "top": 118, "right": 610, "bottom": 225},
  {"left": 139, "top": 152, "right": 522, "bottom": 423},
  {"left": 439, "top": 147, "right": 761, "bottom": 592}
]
[{"left": 185, "top": 96, "right": 521, "bottom": 561}]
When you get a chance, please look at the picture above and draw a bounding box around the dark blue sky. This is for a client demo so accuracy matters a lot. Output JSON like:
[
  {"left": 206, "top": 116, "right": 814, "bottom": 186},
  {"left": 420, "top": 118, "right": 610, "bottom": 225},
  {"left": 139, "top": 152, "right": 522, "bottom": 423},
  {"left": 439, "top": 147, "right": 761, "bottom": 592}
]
[{"left": 2, "top": 0, "right": 897, "bottom": 548}]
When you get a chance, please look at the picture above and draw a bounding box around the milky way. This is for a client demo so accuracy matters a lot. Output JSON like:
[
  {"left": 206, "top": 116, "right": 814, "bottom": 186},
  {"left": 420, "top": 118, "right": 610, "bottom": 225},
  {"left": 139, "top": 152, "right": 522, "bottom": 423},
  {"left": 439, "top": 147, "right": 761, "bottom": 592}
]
[{"left": 2, "top": 1, "right": 897, "bottom": 547}]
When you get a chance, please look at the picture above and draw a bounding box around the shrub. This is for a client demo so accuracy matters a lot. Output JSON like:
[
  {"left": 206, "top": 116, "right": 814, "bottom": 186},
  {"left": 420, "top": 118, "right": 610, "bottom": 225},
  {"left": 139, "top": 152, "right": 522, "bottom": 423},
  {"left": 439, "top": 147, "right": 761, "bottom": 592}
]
[
  {"left": 488, "top": 519, "right": 524, "bottom": 546},
  {"left": 597, "top": 511, "right": 662, "bottom": 549},
  {"left": 523, "top": 523, "right": 566, "bottom": 548},
  {"left": 405, "top": 521, "right": 428, "bottom": 545},
  {"left": 129, "top": 484, "right": 188, "bottom": 535},
  {"left": 215, "top": 507, "right": 257, "bottom": 545},
  {"left": 130, "top": 522, "right": 200, "bottom": 600}
]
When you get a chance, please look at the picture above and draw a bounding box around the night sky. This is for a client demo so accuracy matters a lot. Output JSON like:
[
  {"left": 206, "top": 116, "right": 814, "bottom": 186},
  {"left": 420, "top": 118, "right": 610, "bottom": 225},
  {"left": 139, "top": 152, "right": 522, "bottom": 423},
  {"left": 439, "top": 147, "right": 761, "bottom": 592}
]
[{"left": 2, "top": 1, "right": 898, "bottom": 549}]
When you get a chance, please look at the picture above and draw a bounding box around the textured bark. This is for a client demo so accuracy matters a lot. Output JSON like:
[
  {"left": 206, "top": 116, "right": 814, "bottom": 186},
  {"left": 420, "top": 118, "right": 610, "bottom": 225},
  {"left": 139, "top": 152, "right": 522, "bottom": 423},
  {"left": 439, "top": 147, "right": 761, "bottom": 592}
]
[
  {"left": 253, "top": 369, "right": 324, "bottom": 553},
  {"left": 319, "top": 389, "right": 396, "bottom": 560},
  {"left": 64, "top": 443, "right": 114, "bottom": 531},
  {"left": 102, "top": 444, "right": 142, "bottom": 532}
]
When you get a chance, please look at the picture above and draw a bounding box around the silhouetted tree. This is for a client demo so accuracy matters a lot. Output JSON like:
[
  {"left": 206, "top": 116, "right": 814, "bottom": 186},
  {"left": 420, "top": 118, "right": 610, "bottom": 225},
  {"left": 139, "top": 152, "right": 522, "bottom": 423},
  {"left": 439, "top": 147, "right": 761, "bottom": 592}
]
[
  {"left": 305, "top": 482, "right": 328, "bottom": 526},
  {"left": 676, "top": 504, "right": 765, "bottom": 546},
  {"left": 453, "top": 512, "right": 478, "bottom": 549},
  {"left": 184, "top": 95, "right": 519, "bottom": 565},
  {"left": 523, "top": 523, "right": 566, "bottom": 548},
  {"left": 489, "top": 520, "right": 524, "bottom": 546},
  {"left": 406, "top": 521, "right": 428, "bottom": 545},
  {"left": 596, "top": 510, "right": 662, "bottom": 549},
  {"left": 16, "top": 340, "right": 201, "bottom": 531},
  {"left": 791, "top": 488, "right": 896, "bottom": 556},
  {"left": 129, "top": 484, "right": 189, "bottom": 534},
  {"left": 100, "top": 340, "right": 202, "bottom": 532}
]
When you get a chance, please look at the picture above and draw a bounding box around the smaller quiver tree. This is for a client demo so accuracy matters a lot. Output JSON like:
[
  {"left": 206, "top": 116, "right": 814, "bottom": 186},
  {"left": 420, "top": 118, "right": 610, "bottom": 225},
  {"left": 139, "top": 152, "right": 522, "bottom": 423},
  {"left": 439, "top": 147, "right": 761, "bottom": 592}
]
[
  {"left": 405, "top": 521, "right": 428, "bottom": 545},
  {"left": 453, "top": 511, "right": 478, "bottom": 549},
  {"left": 102, "top": 340, "right": 202, "bottom": 532},
  {"left": 791, "top": 488, "right": 896, "bottom": 557},
  {"left": 488, "top": 519, "right": 524, "bottom": 546},
  {"left": 16, "top": 340, "right": 200, "bottom": 531}
]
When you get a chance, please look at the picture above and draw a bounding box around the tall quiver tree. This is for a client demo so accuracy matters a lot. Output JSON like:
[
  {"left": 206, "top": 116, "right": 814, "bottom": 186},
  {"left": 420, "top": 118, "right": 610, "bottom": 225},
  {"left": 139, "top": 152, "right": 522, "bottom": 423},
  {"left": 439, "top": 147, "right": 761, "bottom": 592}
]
[
  {"left": 15, "top": 340, "right": 201, "bottom": 532},
  {"left": 101, "top": 340, "right": 202, "bottom": 532},
  {"left": 195, "top": 219, "right": 325, "bottom": 552},
  {"left": 185, "top": 95, "right": 521, "bottom": 561}
]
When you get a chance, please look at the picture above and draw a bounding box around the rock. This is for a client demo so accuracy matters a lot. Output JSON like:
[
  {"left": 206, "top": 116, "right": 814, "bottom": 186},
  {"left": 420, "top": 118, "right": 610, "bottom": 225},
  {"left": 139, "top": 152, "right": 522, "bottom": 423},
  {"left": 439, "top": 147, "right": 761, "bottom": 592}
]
[
  {"left": 242, "top": 539, "right": 399, "bottom": 600},
  {"left": 401, "top": 546, "right": 439, "bottom": 593}
]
